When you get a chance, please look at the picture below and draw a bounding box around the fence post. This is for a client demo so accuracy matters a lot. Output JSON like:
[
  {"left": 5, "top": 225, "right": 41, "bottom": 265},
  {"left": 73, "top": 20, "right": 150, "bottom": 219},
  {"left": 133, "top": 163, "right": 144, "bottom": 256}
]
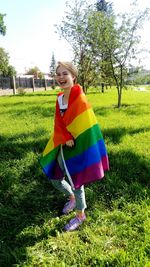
[
  {"left": 12, "top": 76, "right": 16, "bottom": 95},
  {"left": 44, "top": 79, "right": 47, "bottom": 91},
  {"left": 32, "top": 78, "right": 35, "bottom": 92}
]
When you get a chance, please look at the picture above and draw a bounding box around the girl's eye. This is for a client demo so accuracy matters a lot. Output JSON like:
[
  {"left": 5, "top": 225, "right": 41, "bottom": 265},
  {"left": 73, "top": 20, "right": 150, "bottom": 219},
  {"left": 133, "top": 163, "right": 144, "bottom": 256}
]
[{"left": 56, "top": 72, "right": 68, "bottom": 77}]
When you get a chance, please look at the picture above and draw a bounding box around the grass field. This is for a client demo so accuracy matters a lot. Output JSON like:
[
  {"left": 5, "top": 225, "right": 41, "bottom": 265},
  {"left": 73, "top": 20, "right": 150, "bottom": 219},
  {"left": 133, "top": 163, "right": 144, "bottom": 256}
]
[{"left": 0, "top": 87, "right": 150, "bottom": 267}]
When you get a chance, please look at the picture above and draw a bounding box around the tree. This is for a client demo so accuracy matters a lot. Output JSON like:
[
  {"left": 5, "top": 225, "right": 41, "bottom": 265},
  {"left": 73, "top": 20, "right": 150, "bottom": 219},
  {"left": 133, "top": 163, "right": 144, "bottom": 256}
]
[
  {"left": 0, "top": 13, "right": 6, "bottom": 36},
  {"left": 127, "top": 68, "right": 150, "bottom": 85},
  {"left": 0, "top": 14, "right": 16, "bottom": 77},
  {"left": 56, "top": 0, "right": 150, "bottom": 106},
  {"left": 106, "top": 6, "right": 150, "bottom": 107},
  {"left": 49, "top": 52, "right": 56, "bottom": 88},
  {"left": 96, "top": 0, "right": 113, "bottom": 15},
  {"left": 96, "top": 0, "right": 114, "bottom": 93},
  {"left": 0, "top": 47, "right": 16, "bottom": 77},
  {"left": 56, "top": 0, "right": 114, "bottom": 92},
  {"left": 26, "top": 66, "right": 44, "bottom": 78},
  {"left": 7, "top": 65, "right": 16, "bottom": 77},
  {"left": 88, "top": 1, "right": 150, "bottom": 106},
  {"left": 0, "top": 47, "right": 9, "bottom": 76},
  {"left": 55, "top": 0, "right": 96, "bottom": 92},
  {"left": 50, "top": 52, "right": 56, "bottom": 77}
]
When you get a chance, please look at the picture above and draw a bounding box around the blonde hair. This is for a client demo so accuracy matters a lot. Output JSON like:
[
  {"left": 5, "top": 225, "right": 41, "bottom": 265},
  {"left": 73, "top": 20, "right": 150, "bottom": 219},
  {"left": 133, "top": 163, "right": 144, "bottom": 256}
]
[{"left": 56, "top": 61, "right": 78, "bottom": 84}]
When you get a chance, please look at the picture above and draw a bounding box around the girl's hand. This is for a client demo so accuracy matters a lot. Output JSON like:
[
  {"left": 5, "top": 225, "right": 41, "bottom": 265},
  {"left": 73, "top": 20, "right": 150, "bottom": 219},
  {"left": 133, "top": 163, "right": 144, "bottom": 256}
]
[{"left": 66, "top": 140, "right": 74, "bottom": 147}]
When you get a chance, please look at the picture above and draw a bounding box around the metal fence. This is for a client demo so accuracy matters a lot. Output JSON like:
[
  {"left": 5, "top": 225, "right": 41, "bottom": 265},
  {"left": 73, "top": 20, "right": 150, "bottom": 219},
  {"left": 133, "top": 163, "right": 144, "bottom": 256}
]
[
  {"left": 0, "top": 76, "right": 55, "bottom": 90},
  {"left": 0, "top": 77, "right": 12, "bottom": 89}
]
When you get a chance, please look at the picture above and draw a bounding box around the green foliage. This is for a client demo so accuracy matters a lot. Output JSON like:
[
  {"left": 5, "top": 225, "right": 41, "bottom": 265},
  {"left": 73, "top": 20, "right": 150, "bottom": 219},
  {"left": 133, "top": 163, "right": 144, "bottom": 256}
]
[
  {"left": 26, "top": 66, "right": 44, "bottom": 79},
  {"left": 88, "top": 4, "right": 150, "bottom": 107},
  {"left": 0, "top": 47, "right": 17, "bottom": 77},
  {"left": 56, "top": 0, "right": 95, "bottom": 91},
  {"left": 0, "top": 13, "right": 6, "bottom": 36},
  {"left": 127, "top": 69, "right": 150, "bottom": 85},
  {"left": 49, "top": 52, "right": 57, "bottom": 89},
  {"left": 96, "top": 0, "right": 113, "bottom": 15},
  {"left": 56, "top": 0, "right": 150, "bottom": 106},
  {"left": 7, "top": 64, "right": 17, "bottom": 77},
  {"left": 0, "top": 47, "right": 9, "bottom": 75},
  {"left": 50, "top": 52, "right": 56, "bottom": 77},
  {"left": 0, "top": 88, "right": 150, "bottom": 266},
  {"left": 0, "top": 14, "right": 16, "bottom": 77}
]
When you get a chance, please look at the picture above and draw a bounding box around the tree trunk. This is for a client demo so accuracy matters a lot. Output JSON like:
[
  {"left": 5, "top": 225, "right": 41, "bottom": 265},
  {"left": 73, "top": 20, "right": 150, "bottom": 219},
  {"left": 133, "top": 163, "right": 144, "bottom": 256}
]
[
  {"left": 117, "top": 66, "right": 123, "bottom": 108},
  {"left": 83, "top": 85, "right": 87, "bottom": 94},
  {"left": 101, "top": 83, "right": 104, "bottom": 93},
  {"left": 117, "top": 87, "right": 122, "bottom": 108}
]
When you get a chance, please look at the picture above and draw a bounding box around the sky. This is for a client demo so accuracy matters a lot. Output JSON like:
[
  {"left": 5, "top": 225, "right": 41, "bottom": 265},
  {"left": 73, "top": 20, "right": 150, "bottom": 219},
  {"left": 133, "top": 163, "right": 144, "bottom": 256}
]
[{"left": 0, "top": 0, "right": 150, "bottom": 74}]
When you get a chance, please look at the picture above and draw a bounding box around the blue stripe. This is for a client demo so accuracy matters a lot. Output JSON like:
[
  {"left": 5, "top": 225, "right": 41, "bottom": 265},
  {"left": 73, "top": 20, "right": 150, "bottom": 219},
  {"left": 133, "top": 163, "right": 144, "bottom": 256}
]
[
  {"left": 42, "top": 160, "right": 55, "bottom": 178},
  {"left": 65, "top": 139, "right": 107, "bottom": 175}
]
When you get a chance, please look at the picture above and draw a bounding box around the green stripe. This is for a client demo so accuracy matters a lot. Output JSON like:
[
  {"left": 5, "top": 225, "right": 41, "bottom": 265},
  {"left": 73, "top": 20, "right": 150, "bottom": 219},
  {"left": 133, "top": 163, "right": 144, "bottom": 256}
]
[
  {"left": 40, "top": 146, "right": 60, "bottom": 167},
  {"left": 63, "top": 123, "right": 103, "bottom": 160}
]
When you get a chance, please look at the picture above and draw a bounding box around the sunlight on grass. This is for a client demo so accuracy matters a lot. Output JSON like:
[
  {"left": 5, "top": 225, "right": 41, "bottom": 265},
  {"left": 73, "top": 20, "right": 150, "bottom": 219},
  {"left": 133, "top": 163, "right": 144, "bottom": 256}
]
[{"left": 0, "top": 88, "right": 150, "bottom": 266}]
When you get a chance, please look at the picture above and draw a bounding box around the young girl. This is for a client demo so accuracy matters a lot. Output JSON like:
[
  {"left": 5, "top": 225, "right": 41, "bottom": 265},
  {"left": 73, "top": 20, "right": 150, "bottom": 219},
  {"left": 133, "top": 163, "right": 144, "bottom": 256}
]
[{"left": 40, "top": 62, "right": 109, "bottom": 231}]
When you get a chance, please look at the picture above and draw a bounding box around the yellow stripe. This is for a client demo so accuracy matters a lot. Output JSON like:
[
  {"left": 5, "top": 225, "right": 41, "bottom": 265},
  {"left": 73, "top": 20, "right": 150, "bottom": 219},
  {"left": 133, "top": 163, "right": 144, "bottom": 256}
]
[
  {"left": 67, "top": 108, "right": 97, "bottom": 139},
  {"left": 43, "top": 133, "right": 54, "bottom": 156}
]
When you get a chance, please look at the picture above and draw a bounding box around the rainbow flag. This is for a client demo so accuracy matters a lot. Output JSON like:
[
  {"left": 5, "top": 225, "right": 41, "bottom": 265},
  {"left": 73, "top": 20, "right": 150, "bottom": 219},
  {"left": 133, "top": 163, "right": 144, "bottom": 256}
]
[{"left": 40, "top": 85, "right": 109, "bottom": 189}]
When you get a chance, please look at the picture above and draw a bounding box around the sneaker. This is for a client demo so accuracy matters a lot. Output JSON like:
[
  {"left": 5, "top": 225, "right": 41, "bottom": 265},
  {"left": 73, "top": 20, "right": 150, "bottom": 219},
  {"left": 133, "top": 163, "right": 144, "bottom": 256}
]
[
  {"left": 62, "top": 199, "right": 76, "bottom": 214},
  {"left": 64, "top": 214, "right": 86, "bottom": 231}
]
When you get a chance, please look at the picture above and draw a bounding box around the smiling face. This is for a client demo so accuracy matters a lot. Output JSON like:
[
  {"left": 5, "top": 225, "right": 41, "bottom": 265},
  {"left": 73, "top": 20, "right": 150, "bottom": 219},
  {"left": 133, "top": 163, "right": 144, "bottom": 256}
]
[{"left": 55, "top": 65, "right": 75, "bottom": 90}]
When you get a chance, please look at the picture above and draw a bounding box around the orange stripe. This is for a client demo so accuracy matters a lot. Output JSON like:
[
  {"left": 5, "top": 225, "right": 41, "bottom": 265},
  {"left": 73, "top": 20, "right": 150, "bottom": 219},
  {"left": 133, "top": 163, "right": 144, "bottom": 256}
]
[
  {"left": 63, "top": 93, "right": 91, "bottom": 126},
  {"left": 53, "top": 93, "right": 91, "bottom": 147}
]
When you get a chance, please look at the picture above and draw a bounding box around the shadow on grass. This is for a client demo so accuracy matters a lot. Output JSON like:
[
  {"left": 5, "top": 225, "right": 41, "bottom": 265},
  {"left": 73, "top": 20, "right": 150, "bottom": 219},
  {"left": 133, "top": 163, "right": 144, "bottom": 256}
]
[
  {"left": 0, "top": 175, "right": 65, "bottom": 266},
  {"left": 103, "top": 126, "right": 150, "bottom": 144},
  {"left": 0, "top": 129, "right": 49, "bottom": 161},
  {"left": 0, "top": 128, "right": 150, "bottom": 266},
  {"left": 93, "top": 106, "right": 111, "bottom": 117},
  {"left": 121, "top": 103, "right": 150, "bottom": 116},
  {"left": 93, "top": 103, "right": 150, "bottom": 117},
  {"left": 0, "top": 105, "right": 56, "bottom": 118},
  {"left": 86, "top": 147, "right": 150, "bottom": 220},
  {"left": 0, "top": 132, "right": 65, "bottom": 266}
]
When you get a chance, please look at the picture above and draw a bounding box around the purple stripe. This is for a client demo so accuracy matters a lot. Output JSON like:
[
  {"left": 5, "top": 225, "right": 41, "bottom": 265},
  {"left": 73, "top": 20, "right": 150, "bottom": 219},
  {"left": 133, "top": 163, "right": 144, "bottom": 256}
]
[
  {"left": 53, "top": 161, "right": 64, "bottom": 179},
  {"left": 71, "top": 156, "right": 109, "bottom": 189},
  {"left": 102, "top": 155, "right": 109, "bottom": 170},
  {"left": 43, "top": 160, "right": 63, "bottom": 180},
  {"left": 65, "top": 139, "right": 108, "bottom": 176}
]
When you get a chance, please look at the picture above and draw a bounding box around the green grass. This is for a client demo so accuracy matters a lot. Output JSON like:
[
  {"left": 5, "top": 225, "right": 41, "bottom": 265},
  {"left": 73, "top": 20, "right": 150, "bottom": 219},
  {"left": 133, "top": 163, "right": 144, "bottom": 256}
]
[{"left": 0, "top": 88, "right": 150, "bottom": 267}]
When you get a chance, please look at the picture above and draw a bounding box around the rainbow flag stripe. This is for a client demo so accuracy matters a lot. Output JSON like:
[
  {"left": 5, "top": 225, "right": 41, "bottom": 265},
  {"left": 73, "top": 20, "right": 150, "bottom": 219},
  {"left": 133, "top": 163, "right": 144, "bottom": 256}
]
[{"left": 40, "top": 85, "right": 109, "bottom": 189}]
